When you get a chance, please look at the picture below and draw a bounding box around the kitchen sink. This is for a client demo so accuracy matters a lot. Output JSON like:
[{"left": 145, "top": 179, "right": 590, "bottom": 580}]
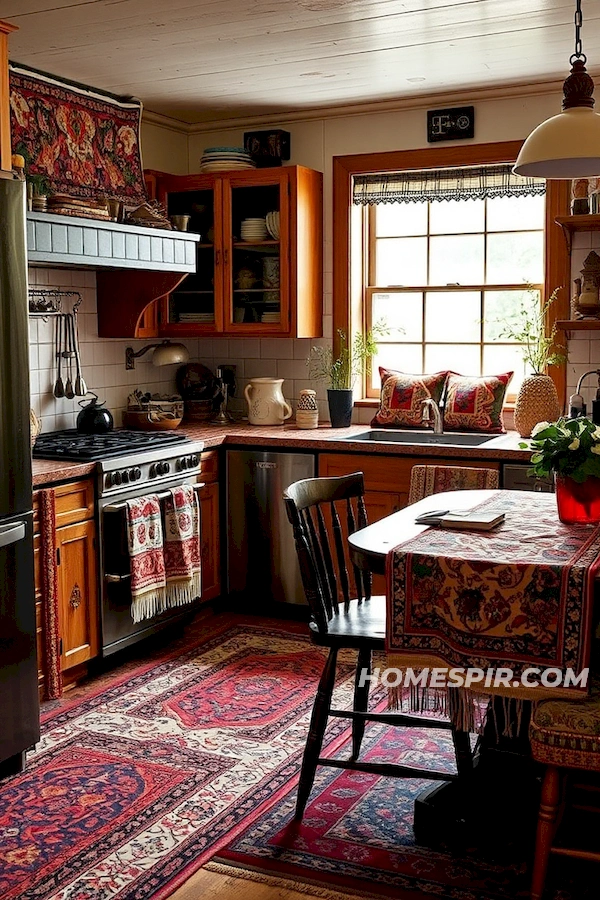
[{"left": 339, "top": 430, "right": 495, "bottom": 447}]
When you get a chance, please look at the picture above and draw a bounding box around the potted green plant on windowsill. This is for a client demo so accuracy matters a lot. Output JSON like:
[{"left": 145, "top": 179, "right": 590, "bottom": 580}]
[
  {"left": 308, "top": 323, "right": 388, "bottom": 428},
  {"left": 498, "top": 287, "right": 567, "bottom": 437}
]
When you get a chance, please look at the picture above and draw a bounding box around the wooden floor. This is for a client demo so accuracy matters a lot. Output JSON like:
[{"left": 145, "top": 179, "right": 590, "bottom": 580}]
[{"left": 169, "top": 863, "right": 368, "bottom": 900}]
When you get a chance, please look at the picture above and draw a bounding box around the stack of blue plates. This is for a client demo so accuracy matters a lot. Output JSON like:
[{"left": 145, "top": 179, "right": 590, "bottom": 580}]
[{"left": 199, "top": 147, "right": 256, "bottom": 172}]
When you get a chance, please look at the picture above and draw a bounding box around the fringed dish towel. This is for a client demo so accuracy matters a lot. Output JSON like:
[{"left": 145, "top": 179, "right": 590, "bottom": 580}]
[
  {"left": 126, "top": 487, "right": 201, "bottom": 623},
  {"left": 39, "top": 488, "right": 63, "bottom": 699},
  {"left": 164, "top": 485, "right": 202, "bottom": 609},
  {"left": 385, "top": 491, "right": 600, "bottom": 727},
  {"left": 126, "top": 495, "right": 167, "bottom": 623}
]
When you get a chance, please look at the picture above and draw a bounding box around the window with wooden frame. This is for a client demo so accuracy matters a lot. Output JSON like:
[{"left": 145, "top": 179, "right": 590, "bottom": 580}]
[
  {"left": 362, "top": 187, "right": 545, "bottom": 402},
  {"left": 332, "top": 142, "right": 571, "bottom": 409}
]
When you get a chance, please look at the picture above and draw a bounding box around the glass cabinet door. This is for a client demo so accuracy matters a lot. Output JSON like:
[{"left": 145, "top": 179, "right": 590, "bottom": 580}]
[
  {"left": 163, "top": 181, "right": 221, "bottom": 332},
  {"left": 222, "top": 172, "right": 289, "bottom": 333}
]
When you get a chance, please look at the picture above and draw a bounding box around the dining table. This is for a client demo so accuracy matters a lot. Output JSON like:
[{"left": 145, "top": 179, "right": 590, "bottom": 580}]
[{"left": 347, "top": 487, "right": 600, "bottom": 851}]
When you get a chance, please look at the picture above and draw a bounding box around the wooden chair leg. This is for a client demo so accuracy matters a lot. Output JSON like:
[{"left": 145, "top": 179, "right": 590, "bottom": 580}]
[
  {"left": 295, "top": 647, "right": 338, "bottom": 819},
  {"left": 531, "top": 765, "right": 561, "bottom": 900},
  {"left": 351, "top": 647, "right": 372, "bottom": 761},
  {"left": 451, "top": 727, "right": 473, "bottom": 779}
]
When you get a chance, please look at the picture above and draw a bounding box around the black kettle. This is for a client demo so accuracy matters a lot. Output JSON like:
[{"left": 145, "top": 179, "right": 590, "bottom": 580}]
[{"left": 76, "top": 394, "right": 114, "bottom": 434}]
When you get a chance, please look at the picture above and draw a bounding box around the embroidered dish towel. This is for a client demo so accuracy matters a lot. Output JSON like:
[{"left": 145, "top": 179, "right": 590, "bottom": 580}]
[
  {"left": 164, "top": 485, "right": 202, "bottom": 609},
  {"left": 126, "top": 495, "right": 167, "bottom": 623}
]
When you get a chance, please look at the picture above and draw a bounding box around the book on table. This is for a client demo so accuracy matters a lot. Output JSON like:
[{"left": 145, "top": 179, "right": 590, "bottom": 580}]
[{"left": 415, "top": 508, "right": 505, "bottom": 531}]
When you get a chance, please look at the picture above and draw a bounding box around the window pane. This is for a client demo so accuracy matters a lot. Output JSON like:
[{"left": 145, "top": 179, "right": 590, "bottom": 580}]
[
  {"left": 483, "top": 289, "right": 540, "bottom": 341},
  {"left": 430, "top": 198, "right": 484, "bottom": 234},
  {"left": 375, "top": 201, "right": 427, "bottom": 236},
  {"left": 429, "top": 235, "right": 484, "bottom": 285},
  {"left": 372, "top": 345, "right": 423, "bottom": 389},
  {"left": 425, "top": 344, "right": 480, "bottom": 374},
  {"left": 372, "top": 291, "right": 422, "bottom": 341},
  {"left": 483, "top": 344, "right": 527, "bottom": 397},
  {"left": 487, "top": 194, "right": 545, "bottom": 232},
  {"left": 376, "top": 237, "right": 427, "bottom": 285},
  {"left": 425, "top": 291, "right": 480, "bottom": 342},
  {"left": 486, "top": 231, "right": 544, "bottom": 284}
]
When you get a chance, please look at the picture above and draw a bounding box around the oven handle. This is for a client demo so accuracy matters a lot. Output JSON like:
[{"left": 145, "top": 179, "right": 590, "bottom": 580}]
[{"left": 102, "top": 482, "right": 205, "bottom": 514}]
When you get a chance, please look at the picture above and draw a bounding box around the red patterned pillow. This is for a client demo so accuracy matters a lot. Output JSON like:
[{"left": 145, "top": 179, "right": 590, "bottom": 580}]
[
  {"left": 371, "top": 369, "right": 448, "bottom": 428},
  {"left": 443, "top": 372, "right": 513, "bottom": 433}
]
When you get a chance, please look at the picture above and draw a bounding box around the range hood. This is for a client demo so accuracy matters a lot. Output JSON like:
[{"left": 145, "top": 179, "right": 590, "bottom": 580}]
[{"left": 26, "top": 212, "right": 199, "bottom": 272}]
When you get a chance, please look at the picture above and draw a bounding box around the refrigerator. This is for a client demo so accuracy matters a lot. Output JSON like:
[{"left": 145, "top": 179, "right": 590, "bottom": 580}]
[
  {"left": 226, "top": 449, "right": 316, "bottom": 610},
  {"left": 0, "top": 177, "right": 40, "bottom": 778}
]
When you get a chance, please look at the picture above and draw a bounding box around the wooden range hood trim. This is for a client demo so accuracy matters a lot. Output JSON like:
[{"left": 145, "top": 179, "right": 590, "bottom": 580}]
[{"left": 97, "top": 269, "right": 186, "bottom": 338}]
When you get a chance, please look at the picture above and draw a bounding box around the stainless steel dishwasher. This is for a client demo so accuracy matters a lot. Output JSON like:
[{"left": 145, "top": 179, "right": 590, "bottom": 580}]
[
  {"left": 226, "top": 449, "right": 316, "bottom": 609},
  {"left": 502, "top": 463, "right": 554, "bottom": 492}
]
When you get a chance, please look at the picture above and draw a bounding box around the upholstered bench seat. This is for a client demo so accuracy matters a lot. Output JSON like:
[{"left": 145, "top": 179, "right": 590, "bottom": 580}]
[{"left": 530, "top": 683, "right": 600, "bottom": 771}]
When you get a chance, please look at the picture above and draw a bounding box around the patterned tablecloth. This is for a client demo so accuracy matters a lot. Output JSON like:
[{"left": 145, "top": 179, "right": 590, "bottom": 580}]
[{"left": 386, "top": 490, "right": 600, "bottom": 700}]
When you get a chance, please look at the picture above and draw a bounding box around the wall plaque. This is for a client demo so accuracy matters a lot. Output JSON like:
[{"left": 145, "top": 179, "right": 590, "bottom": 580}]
[{"left": 427, "top": 106, "right": 475, "bottom": 143}]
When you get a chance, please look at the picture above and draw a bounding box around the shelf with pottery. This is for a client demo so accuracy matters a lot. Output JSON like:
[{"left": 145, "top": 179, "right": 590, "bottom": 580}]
[
  {"left": 101, "top": 165, "right": 323, "bottom": 340},
  {"left": 555, "top": 214, "right": 600, "bottom": 253}
]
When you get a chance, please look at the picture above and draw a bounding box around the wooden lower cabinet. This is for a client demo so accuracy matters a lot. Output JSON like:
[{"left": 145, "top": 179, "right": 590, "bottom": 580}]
[
  {"left": 33, "top": 478, "right": 99, "bottom": 696},
  {"left": 199, "top": 450, "right": 221, "bottom": 601},
  {"left": 56, "top": 518, "right": 99, "bottom": 670}
]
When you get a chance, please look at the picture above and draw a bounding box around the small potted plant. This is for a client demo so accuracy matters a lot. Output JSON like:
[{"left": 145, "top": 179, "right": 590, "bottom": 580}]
[
  {"left": 499, "top": 288, "right": 567, "bottom": 437},
  {"left": 308, "top": 323, "right": 388, "bottom": 428},
  {"left": 523, "top": 417, "right": 600, "bottom": 524}
]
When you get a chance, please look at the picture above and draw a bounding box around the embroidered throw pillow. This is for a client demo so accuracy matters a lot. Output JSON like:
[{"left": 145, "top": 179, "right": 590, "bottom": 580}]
[
  {"left": 443, "top": 372, "right": 513, "bottom": 433},
  {"left": 371, "top": 369, "right": 448, "bottom": 428}
]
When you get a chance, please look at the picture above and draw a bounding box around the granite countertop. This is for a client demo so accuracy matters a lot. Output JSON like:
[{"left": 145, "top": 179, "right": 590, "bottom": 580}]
[{"left": 31, "top": 422, "right": 531, "bottom": 488}]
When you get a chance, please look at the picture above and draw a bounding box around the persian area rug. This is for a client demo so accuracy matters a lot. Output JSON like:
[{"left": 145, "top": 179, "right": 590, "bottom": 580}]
[
  {"left": 9, "top": 63, "right": 146, "bottom": 204},
  {"left": 0, "top": 616, "right": 355, "bottom": 900},
  {"left": 215, "top": 724, "right": 532, "bottom": 900}
]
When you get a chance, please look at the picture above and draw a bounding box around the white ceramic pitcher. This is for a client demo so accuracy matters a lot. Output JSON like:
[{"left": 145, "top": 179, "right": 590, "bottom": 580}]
[{"left": 244, "top": 377, "right": 292, "bottom": 426}]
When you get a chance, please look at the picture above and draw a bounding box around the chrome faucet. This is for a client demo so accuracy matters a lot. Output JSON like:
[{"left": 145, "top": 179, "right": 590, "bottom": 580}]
[{"left": 421, "top": 398, "right": 443, "bottom": 434}]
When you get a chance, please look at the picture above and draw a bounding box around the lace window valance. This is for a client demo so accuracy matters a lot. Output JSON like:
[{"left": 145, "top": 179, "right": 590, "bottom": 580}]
[{"left": 352, "top": 164, "right": 545, "bottom": 205}]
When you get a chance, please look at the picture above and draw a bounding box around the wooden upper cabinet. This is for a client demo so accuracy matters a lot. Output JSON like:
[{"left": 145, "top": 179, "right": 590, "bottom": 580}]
[
  {"left": 149, "top": 165, "right": 323, "bottom": 339},
  {"left": 0, "top": 20, "right": 17, "bottom": 173}
]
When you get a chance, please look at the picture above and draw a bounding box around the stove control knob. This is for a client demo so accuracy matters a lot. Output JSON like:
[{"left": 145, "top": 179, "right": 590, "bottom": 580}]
[
  {"left": 131, "top": 467, "right": 142, "bottom": 481},
  {"left": 105, "top": 474, "right": 113, "bottom": 489},
  {"left": 121, "top": 470, "right": 129, "bottom": 484},
  {"left": 163, "top": 462, "right": 171, "bottom": 475},
  {"left": 149, "top": 464, "right": 157, "bottom": 478},
  {"left": 189, "top": 454, "right": 199, "bottom": 468},
  {"left": 177, "top": 457, "right": 188, "bottom": 471},
  {"left": 113, "top": 471, "right": 122, "bottom": 486}
]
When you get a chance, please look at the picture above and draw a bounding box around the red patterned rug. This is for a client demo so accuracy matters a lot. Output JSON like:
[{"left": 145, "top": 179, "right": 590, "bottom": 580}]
[{"left": 0, "top": 615, "right": 354, "bottom": 900}]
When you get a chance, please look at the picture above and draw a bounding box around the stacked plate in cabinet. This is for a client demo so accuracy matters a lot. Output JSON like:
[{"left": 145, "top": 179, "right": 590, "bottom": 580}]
[
  {"left": 199, "top": 147, "right": 256, "bottom": 172},
  {"left": 240, "top": 217, "right": 268, "bottom": 241},
  {"left": 266, "top": 211, "right": 280, "bottom": 239}
]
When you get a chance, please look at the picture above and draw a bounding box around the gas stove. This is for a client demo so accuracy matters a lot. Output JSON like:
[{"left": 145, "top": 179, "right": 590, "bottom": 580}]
[{"left": 33, "top": 429, "right": 190, "bottom": 461}]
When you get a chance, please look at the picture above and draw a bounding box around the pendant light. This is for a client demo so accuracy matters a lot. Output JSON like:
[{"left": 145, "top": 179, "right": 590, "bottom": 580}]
[{"left": 514, "top": 0, "right": 600, "bottom": 178}]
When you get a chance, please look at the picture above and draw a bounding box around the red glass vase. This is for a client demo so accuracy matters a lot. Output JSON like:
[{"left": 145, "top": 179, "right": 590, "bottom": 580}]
[{"left": 555, "top": 475, "right": 600, "bottom": 525}]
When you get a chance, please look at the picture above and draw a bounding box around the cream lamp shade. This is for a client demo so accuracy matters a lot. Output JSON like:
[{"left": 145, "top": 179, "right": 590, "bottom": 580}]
[{"left": 514, "top": 1, "right": 600, "bottom": 179}]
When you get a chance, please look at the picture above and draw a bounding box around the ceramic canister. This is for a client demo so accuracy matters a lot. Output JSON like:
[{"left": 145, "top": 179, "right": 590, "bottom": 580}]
[
  {"left": 244, "top": 377, "right": 292, "bottom": 425},
  {"left": 296, "top": 389, "right": 319, "bottom": 429}
]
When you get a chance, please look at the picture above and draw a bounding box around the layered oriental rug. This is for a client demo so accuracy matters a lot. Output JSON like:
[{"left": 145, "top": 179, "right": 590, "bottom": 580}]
[{"left": 0, "top": 614, "right": 586, "bottom": 900}]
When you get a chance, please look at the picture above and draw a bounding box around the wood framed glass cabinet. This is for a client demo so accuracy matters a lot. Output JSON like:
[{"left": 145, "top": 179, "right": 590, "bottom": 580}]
[{"left": 120, "top": 165, "right": 323, "bottom": 340}]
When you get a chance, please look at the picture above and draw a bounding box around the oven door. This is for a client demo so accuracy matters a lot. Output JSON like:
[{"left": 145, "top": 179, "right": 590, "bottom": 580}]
[{"left": 99, "top": 479, "right": 202, "bottom": 656}]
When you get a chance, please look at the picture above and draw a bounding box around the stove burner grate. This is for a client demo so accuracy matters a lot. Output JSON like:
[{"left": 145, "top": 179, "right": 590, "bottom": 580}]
[{"left": 33, "top": 429, "right": 189, "bottom": 461}]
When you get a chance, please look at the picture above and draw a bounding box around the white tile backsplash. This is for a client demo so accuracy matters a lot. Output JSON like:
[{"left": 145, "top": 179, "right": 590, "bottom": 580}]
[{"left": 28, "top": 267, "right": 332, "bottom": 431}]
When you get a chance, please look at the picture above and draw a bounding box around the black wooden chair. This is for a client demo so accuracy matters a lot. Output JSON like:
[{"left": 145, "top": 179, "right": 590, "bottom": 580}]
[{"left": 284, "top": 471, "right": 473, "bottom": 819}]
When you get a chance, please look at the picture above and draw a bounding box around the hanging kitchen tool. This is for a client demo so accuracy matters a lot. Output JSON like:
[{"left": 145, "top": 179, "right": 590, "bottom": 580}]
[
  {"left": 53, "top": 314, "right": 65, "bottom": 399},
  {"left": 64, "top": 314, "right": 75, "bottom": 400},
  {"left": 72, "top": 312, "right": 87, "bottom": 396}
]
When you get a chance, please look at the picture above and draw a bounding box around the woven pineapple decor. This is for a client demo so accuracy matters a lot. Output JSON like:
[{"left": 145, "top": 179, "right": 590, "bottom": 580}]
[{"left": 514, "top": 374, "right": 561, "bottom": 438}]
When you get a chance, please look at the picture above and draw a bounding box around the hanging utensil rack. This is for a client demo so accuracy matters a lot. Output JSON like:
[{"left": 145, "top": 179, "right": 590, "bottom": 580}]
[{"left": 28, "top": 289, "right": 83, "bottom": 318}]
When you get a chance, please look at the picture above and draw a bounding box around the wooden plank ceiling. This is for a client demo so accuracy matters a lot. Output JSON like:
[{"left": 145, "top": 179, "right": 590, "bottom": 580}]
[{"left": 5, "top": 0, "right": 600, "bottom": 124}]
